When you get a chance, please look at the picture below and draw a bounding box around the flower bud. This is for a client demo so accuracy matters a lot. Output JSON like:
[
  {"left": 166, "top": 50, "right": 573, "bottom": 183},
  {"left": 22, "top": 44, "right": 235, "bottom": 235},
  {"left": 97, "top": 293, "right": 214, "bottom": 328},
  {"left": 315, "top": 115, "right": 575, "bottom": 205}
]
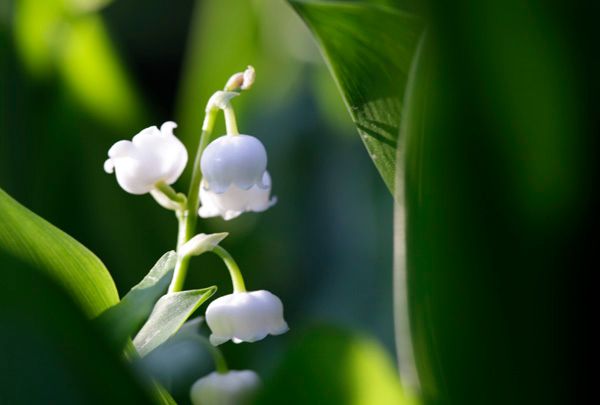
[
  {"left": 223, "top": 66, "right": 255, "bottom": 92},
  {"left": 199, "top": 172, "right": 276, "bottom": 220},
  {"left": 200, "top": 134, "right": 268, "bottom": 194},
  {"left": 224, "top": 73, "right": 245, "bottom": 92},
  {"left": 190, "top": 370, "right": 261, "bottom": 405},
  {"left": 240, "top": 66, "right": 255, "bottom": 90},
  {"left": 206, "top": 290, "right": 288, "bottom": 346},
  {"left": 104, "top": 122, "right": 188, "bottom": 195}
]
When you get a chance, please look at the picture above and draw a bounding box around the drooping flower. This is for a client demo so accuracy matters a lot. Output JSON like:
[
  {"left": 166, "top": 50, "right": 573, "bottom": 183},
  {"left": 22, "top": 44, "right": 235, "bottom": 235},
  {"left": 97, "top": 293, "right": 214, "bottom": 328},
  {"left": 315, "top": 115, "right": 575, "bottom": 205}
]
[
  {"left": 206, "top": 290, "right": 288, "bottom": 346},
  {"left": 198, "top": 171, "right": 276, "bottom": 220},
  {"left": 190, "top": 370, "right": 261, "bottom": 405},
  {"left": 200, "top": 134, "right": 268, "bottom": 194},
  {"left": 104, "top": 121, "right": 187, "bottom": 194}
]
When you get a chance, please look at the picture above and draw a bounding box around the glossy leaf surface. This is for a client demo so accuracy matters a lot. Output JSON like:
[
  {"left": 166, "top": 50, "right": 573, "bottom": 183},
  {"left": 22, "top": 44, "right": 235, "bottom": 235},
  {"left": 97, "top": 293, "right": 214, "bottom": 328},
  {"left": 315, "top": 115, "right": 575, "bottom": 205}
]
[
  {"left": 289, "top": 0, "right": 423, "bottom": 194},
  {"left": 134, "top": 287, "right": 217, "bottom": 357},
  {"left": 0, "top": 187, "right": 118, "bottom": 317},
  {"left": 95, "top": 251, "right": 177, "bottom": 349}
]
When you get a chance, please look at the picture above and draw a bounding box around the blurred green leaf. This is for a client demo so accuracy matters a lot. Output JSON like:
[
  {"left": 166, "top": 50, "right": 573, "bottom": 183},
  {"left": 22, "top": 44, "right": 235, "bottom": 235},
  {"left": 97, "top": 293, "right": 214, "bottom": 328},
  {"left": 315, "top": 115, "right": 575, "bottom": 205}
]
[
  {"left": 259, "top": 326, "right": 417, "bottom": 405},
  {"left": 69, "top": 0, "right": 114, "bottom": 14},
  {"left": 153, "top": 383, "right": 179, "bottom": 405},
  {"left": 56, "top": 14, "right": 145, "bottom": 129},
  {"left": 13, "top": 0, "right": 145, "bottom": 130},
  {"left": 0, "top": 252, "right": 155, "bottom": 404},
  {"left": 289, "top": 0, "right": 423, "bottom": 194},
  {"left": 95, "top": 251, "right": 177, "bottom": 350},
  {"left": 0, "top": 187, "right": 118, "bottom": 317},
  {"left": 134, "top": 287, "right": 217, "bottom": 357},
  {"left": 400, "top": 2, "right": 585, "bottom": 403}
]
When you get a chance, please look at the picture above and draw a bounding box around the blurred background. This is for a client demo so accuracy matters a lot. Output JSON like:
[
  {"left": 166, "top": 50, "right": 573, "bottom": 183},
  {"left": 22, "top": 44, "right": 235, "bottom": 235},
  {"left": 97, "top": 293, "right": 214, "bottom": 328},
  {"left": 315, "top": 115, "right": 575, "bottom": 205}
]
[
  {"left": 2, "top": 0, "right": 594, "bottom": 404},
  {"left": 1, "top": 0, "right": 398, "bottom": 402}
]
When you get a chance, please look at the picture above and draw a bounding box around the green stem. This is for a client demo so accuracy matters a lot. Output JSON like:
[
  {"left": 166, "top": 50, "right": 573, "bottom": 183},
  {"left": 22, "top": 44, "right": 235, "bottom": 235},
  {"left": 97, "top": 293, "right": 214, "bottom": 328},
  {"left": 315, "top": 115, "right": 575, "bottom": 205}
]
[
  {"left": 174, "top": 212, "right": 187, "bottom": 248},
  {"left": 168, "top": 109, "right": 218, "bottom": 293},
  {"left": 169, "top": 212, "right": 191, "bottom": 292},
  {"left": 167, "top": 92, "right": 243, "bottom": 292},
  {"left": 155, "top": 182, "right": 186, "bottom": 204},
  {"left": 212, "top": 246, "right": 246, "bottom": 293},
  {"left": 211, "top": 345, "right": 229, "bottom": 374},
  {"left": 193, "top": 335, "right": 228, "bottom": 373},
  {"left": 223, "top": 106, "right": 239, "bottom": 135}
]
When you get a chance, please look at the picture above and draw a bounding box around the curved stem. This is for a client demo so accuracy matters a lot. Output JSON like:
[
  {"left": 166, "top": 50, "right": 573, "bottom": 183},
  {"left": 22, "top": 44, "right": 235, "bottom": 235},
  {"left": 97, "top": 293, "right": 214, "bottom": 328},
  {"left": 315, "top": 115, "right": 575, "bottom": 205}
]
[
  {"left": 192, "top": 335, "right": 228, "bottom": 374},
  {"left": 155, "top": 181, "right": 186, "bottom": 204},
  {"left": 212, "top": 246, "right": 246, "bottom": 293},
  {"left": 211, "top": 345, "right": 229, "bottom": 374}
]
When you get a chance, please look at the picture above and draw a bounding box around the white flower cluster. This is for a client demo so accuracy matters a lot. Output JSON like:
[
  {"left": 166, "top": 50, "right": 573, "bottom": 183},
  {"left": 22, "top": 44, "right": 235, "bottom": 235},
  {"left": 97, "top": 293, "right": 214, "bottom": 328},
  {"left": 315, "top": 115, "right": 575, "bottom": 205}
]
[
  {"left": 105, "top": 124, "right": 276, "bottom": 220},
  {"left": 105, "top": 68, "right": 286, "bottom": 405}
]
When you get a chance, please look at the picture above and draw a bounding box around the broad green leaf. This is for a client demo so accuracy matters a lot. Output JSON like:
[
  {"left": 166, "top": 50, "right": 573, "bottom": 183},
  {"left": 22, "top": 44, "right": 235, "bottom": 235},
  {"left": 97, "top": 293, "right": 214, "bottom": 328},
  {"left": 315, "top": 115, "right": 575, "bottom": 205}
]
[
  {"left": 259, "top": 326, "right": 418, "bottom": 405},
  {"left": 95, "top": 251, "right": 178, "bottom": 350},
  {"left": 400, "top": 3, "right": 584, "bottom": 403},
  {"left": 134, "top": 287, "right": 217, "bottom": 357},
  {"left": 1, "top": 252, "right": 155, "bottom": 404},
  {"left": 289, "top": 0, "right": 423, "bottom": 195},
  {"left": 0, "top": 187, "right": 118, "bottom": 317}
]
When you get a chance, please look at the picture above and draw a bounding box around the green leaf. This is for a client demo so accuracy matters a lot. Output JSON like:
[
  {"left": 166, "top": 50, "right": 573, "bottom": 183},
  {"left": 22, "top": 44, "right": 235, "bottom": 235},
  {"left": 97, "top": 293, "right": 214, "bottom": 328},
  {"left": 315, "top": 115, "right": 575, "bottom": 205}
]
[
  {"left": 1, "top": 252, "right": 155, "bottom": 403},
  {"left": 289, "top": 0, "right": 423, "bottom": 195},
  {"left": 259, "top": 326, "right": 418, "bottom": 405},
  {"left": 95, "top": 251, "right": 178, "bottom": 350},
  {"left": 0, "top": 187, "right": 118, "bottom": 317},
  {"left": 399, "top": 3, "right": 585, "bottom": 402},
  {"left": 133, "top": 287, "right": 217, "bottom": 357},
  {"left": 392, "top": 31, "right": 428, "bottom": 396}
]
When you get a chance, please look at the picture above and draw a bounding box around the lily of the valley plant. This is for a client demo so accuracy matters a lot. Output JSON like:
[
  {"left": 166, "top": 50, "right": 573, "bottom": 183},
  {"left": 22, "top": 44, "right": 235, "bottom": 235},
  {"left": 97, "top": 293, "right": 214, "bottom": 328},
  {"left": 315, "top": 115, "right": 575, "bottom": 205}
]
[{"left": 104, "top": 66, "right": 287, "bottom": 404}]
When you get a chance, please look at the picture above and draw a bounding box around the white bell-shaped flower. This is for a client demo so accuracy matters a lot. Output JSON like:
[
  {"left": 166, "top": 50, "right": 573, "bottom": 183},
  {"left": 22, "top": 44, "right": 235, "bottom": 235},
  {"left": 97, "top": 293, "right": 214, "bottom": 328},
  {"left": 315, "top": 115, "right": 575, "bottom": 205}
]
[
  {"left": 206, "top": 290, "right": 288, "bottom": 346},
  {"left": 199, "top": 171, "right": 277, "bottom": 221},
  {"left": 200, "top": 134, "right": 268, "bottom": 193},
  {"left": 190, "top": 370, "right": 261, "bottom": 405},
  {"left": 104, "top": 121, "right": 188, "bottom": 194}
]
